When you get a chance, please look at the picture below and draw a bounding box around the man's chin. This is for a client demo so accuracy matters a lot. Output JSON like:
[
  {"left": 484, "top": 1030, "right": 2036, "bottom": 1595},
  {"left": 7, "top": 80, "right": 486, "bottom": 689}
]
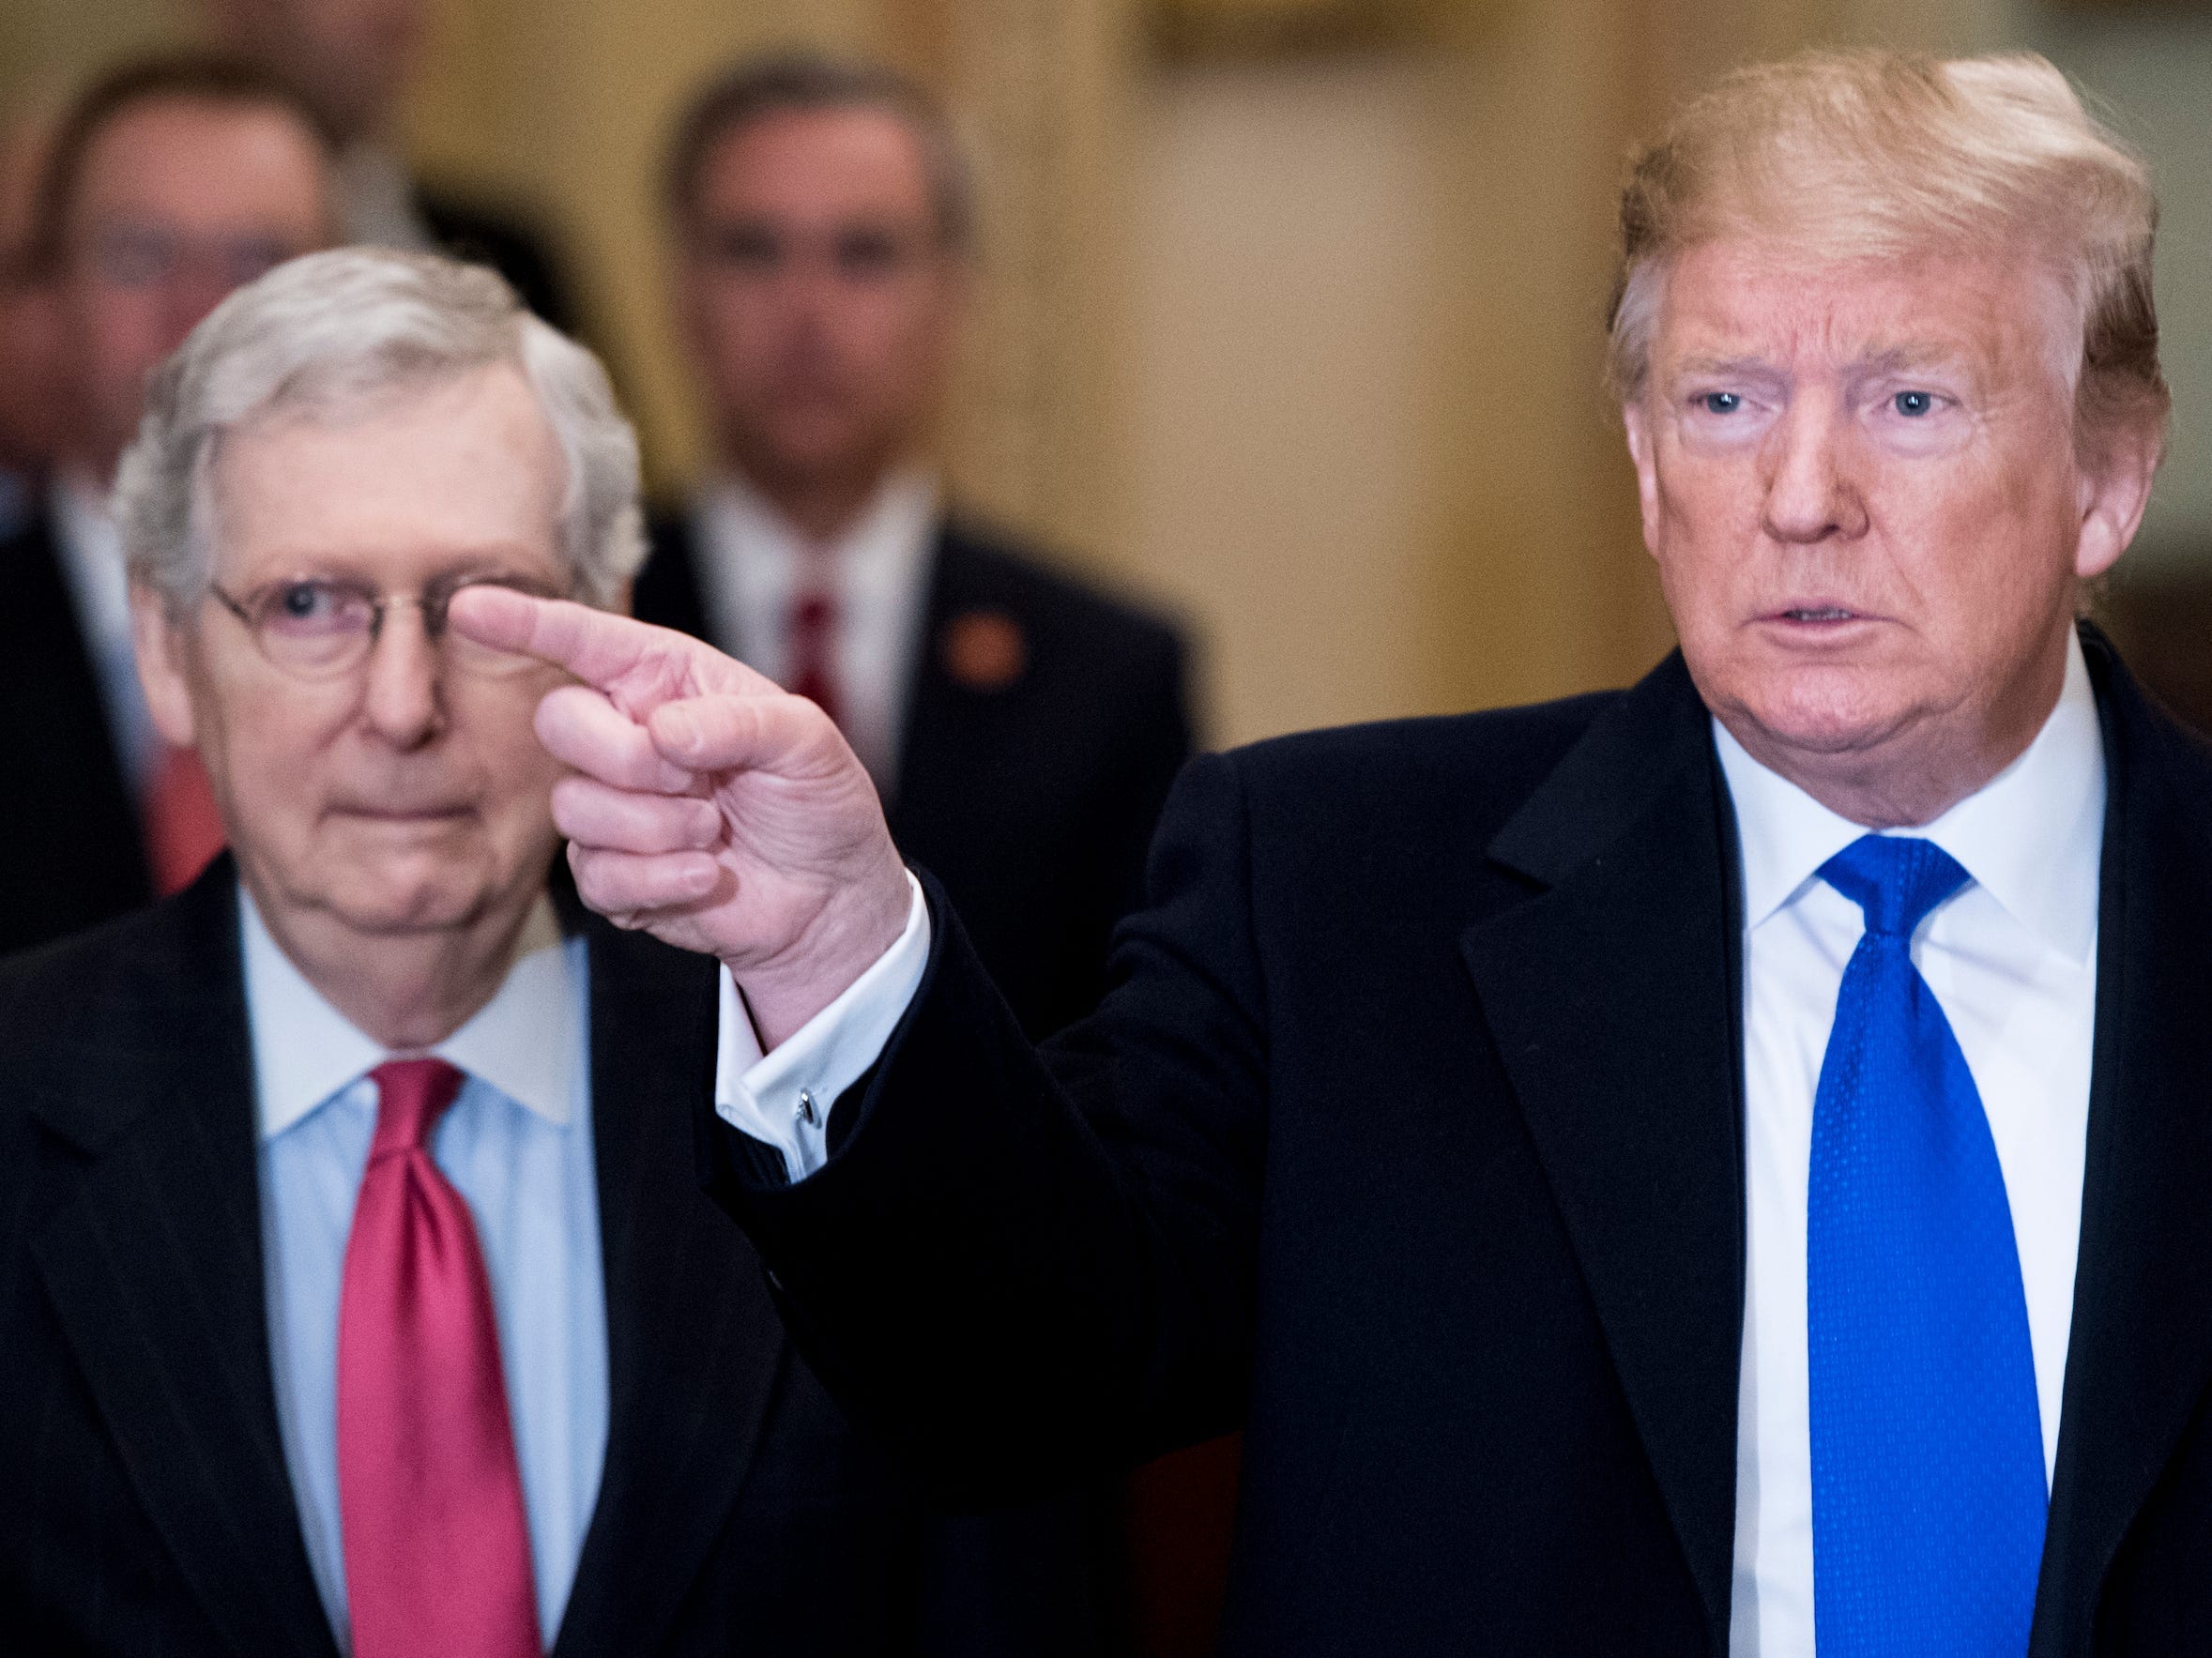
[
  {"left": 315, "top": 880, "right": 490, "bottom": 937},
  {"left": 298, "top": 845, "right": 503, "bottom": 937},
  {"left": 1730, "top": 666, "right": 1927, "bottom": 761}
]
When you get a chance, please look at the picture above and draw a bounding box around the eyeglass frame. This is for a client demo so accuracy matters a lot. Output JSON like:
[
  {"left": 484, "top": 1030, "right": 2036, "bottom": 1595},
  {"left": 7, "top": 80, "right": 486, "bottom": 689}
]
[{"left": 205, "top": 569, "right": 572, "bottom": 681}]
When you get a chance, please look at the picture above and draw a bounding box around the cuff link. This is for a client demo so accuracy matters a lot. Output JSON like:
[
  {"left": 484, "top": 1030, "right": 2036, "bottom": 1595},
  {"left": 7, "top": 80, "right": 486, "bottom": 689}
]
[{"left": 795, "top": 1088, "right": 819, "bottom": 1127}]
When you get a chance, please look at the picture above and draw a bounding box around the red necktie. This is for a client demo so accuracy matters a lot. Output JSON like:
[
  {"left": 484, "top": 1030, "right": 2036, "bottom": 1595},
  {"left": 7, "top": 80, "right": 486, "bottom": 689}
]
[
  {"left": 338, "top": 1059, "right": 539, "bottom": 1658},
  {"left": 787, "top": 577, "right": 842, "bottom": 730},
  {"left": 141, "top": 743, "right": 225, "bottom": 895}
]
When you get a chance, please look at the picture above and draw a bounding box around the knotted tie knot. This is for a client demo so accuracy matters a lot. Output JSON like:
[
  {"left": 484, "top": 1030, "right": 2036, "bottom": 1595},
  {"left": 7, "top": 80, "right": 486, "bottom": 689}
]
[
  {"left": 366, "top": 1057, "right": 467, "bottom": 1161},
  {"left": 1818, "top": 833, "right": 1970, "bottom": 940}
]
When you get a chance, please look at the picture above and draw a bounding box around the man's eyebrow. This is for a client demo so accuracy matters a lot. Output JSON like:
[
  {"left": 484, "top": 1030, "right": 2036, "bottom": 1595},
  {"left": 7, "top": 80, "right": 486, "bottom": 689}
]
[
  {"left": 1670, "top": 354, "right": 1782, "bottom": 379},
  {"left": 1852, "top": 343, "right": 1969, "bottom": 374}
]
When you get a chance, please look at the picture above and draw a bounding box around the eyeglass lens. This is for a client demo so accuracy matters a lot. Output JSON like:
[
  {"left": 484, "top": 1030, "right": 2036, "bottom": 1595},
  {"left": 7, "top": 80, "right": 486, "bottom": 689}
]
[{"left": 229, "top": 575, "right": 558, "bottom": 678}]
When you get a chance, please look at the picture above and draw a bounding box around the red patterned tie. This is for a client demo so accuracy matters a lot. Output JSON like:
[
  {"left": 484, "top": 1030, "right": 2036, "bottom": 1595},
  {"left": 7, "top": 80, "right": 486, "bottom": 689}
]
[
  {"left": 141, "top": 743, "right": 225, "bottom": 895},
  {"left": 787, "top": 569, "right": 842, "bottom": 730},
  {"left": 338, "top": 1059, "right": 539, "bottom": 1658}
]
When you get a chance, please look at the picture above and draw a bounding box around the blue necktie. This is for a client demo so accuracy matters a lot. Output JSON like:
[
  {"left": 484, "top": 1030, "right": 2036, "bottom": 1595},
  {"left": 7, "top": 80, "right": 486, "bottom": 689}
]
[{"left": 1808, "top": 835, "right": 2046, "bottom": 1657}]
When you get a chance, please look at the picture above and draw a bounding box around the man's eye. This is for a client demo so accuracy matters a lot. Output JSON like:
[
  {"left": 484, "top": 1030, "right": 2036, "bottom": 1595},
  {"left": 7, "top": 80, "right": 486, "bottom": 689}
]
[
  {"left": 834, "top": 230, "right": 905, "bottom": 275},
  {"left": 708, "top": 226, "right": 780, "bottom": 268},
  {"left": 1698, "top": 391, "right": 1743, "bottom": 416},
  {"left": 264, "top": 582, "right": 363, "bottom": 634},
  {"left": 1893, "top": 390, "right": 1937, "bottom": 417},
  {"left": 223, "top": 237, "right": 297, "bottom": 285}
]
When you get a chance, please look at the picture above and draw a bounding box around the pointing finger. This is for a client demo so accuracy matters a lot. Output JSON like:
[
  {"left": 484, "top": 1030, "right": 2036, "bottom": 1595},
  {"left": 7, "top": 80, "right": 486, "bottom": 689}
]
[
  {"left": 453, "top": 590, "right": 791, "bottom": 736},
  {"left": 450, "top": 588, "right": 710, "bottom": 704}
]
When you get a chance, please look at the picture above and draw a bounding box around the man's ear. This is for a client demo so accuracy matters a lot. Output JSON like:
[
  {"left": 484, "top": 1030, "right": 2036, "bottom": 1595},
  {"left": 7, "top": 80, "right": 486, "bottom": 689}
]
[
  {"left": 130, "top": 581, "right": 199, "bottom": 748},
  {"left": 2075, "top": 413, "right": 2163, "bottom": 582},
  {"left": 1623, "top": 399, "right": 1664, "bottom": 560}
]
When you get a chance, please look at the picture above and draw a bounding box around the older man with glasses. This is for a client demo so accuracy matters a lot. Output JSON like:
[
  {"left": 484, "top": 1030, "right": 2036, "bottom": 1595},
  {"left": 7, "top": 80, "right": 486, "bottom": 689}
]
[
  {"left": 0, "top": 247, "right": 1092, "bottom": 1658},
  {"left": 0, "top": 53, "right": 339, "bottom": 959}
]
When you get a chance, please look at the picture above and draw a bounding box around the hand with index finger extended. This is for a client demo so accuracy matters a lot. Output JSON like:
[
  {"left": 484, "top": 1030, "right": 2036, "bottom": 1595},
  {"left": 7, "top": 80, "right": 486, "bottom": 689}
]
[
  {"left": 448, "top": 586, "right": 912, "bottom": 1048},
  {"left": 450, "top": 585, "right": 775, "bottom": 718}
]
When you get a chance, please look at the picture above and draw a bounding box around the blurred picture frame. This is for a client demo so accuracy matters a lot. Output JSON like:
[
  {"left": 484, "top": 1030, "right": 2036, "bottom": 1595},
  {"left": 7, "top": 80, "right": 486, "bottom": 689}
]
[{"left": 1149, "top": 0, "right": 1454, "bottom": 56}]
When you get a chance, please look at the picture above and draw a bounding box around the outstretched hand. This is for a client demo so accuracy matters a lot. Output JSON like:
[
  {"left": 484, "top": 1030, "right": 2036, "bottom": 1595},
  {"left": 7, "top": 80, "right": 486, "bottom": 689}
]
[{"left": 449, "top": 587, "right": 912, "bottom": 1048}]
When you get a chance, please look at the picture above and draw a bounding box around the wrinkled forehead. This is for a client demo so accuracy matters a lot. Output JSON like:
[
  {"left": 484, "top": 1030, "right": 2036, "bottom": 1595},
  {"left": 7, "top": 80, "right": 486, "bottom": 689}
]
[
  {"left": 1646, "top": 237, "right": 2081, "bottom": 393},
  {"left": 205, "top": 361, "right": 570, "bottom": 582},
  {"left": 697, "top": 106, "right": 937, "bottom": 228}
]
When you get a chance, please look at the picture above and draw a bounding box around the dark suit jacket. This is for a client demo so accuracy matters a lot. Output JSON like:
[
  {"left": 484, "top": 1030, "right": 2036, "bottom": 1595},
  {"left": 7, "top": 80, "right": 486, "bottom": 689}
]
[
  {"left": 0, "top": 861, "right": 1103, "bottom": 1656},
  {"left": 0, "top": 508, "right": 152, "bottom": 957},
  {"left": 703, "top": 628, "right": 2212, "bottom": 1656},
  {"left": 633, "top": 511, "right": 1192, "bottom": 1040}
]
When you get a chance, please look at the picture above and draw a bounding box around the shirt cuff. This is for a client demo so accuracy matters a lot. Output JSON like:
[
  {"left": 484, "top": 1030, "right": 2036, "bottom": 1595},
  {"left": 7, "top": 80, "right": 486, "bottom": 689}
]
[{"left": 713, "top": 871, "right": 932, "bottom": 1183}]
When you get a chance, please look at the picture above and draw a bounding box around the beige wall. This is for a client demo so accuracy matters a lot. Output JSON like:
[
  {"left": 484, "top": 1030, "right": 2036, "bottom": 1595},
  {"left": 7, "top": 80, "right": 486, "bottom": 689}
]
[
  {"left": 1122, "top": 53, "right": 1451, "bottom": 743},
  {"left": 0, "top": 0, "right": 185, "bottom": 114}
]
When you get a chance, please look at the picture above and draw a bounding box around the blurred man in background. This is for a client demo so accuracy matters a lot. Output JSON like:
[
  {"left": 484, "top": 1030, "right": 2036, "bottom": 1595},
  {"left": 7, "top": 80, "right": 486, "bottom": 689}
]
[
  {"left": 0, "top": 246, "right": 1086, "bottom": 1657},
  {"left": 0, "top": 54, "right": 338, "bottom": 958},
  {"left": 202, "top": 0, "right": 582, "bottom": 332},
  {"left": 0, "top": 109, "right": 68, "bottom": 538},
  {"left": 636, "top": 52, "right": 1193, "bottom": 1043}
]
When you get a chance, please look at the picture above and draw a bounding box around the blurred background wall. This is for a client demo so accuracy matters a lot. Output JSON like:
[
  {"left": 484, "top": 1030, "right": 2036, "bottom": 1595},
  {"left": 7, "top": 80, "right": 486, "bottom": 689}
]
[{"left": 6, "top": 0, "right": 2209, "bottom": 745}]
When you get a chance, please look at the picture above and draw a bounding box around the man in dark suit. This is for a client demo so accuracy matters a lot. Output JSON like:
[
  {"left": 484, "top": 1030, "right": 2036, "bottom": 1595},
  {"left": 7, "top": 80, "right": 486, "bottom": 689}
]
[
  {"left": 0, "top": 54, "right": 340, "bottom": 957},
  {"left": 0, "top": 247, "right": 1088, "bottom": 1655},
  {"left": 635, "top": 52, "right": 1191, "bottom": 1042},
  {"left": 201, "top": 0, "right": 583, "bottom": 332},
  {"left": 459, "top": 49, "right": 2209, "bottom": 1656}
]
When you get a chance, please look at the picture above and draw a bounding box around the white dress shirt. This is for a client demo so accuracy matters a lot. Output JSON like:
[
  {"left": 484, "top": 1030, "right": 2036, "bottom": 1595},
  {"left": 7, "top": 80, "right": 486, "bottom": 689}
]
[
  {"left": 244, "top": 890, "right": 609, "bottom": 1651},
  {"left": 691, "top": 467, "right": 938, "bottom": 792},
  {"left": 713, "top": 872, "right": 934, "bottom": 1182},
  {"left": 1720, "top": 631, "right": 2104, "bottom": 1657},
  {"left": 51, "top": 471, "right": 160, "bottom": 792}
]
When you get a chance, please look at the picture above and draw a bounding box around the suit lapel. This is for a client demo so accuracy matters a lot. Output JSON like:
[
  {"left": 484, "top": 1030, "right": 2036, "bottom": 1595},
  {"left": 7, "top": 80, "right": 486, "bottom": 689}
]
[
  {"left": 2030, "top": 636, "right": 2212, "bottom": 1656},
  {"left": 28, "top": 869, "right": 338, "bottom": 1658},
  {"left": 1459, "top": 654, "right": 1745, "bottom": 1643},
  {"left": 553, "top": 924, "right": 790, "bottom": 1658}
]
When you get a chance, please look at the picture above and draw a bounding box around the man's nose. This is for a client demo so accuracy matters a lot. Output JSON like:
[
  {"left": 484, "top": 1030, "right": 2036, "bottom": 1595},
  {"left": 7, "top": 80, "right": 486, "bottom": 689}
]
[
  {"left": 1760, "top": 401, "right": 1869, "bottom": 544},
  {"left": 358, "top": 605, "right": 446, "bottom": 748}
]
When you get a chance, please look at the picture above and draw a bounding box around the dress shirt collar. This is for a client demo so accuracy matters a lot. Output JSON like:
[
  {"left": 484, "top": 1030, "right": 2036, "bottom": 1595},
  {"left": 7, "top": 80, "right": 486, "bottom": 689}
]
[
  {"left": 1714, "top": 628, "right": 2105, "bottom": 966},
  {"left": 241, "top": 883, "right": 577, "bottom": 1138},
  {"left": 697, "top": 463, "right": 938, "bottom": 599}
]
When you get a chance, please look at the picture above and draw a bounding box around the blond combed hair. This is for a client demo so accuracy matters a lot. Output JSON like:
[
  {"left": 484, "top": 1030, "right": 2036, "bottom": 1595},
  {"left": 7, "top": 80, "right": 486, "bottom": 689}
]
[{"left": 1606, "top": 50, "right": 2168, "bottom": 448}]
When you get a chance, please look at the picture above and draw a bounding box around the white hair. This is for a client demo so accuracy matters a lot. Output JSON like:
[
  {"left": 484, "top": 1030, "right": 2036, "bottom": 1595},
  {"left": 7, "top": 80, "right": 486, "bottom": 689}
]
[{"left": 116, "top": 247, "right": 646, "bottom": 606}]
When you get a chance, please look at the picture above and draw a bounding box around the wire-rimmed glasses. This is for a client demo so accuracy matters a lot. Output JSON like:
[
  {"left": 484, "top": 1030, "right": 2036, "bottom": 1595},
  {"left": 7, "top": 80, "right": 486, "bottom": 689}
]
[{"left": 207, "top": 570, "right": 567, "bottom": 680}]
